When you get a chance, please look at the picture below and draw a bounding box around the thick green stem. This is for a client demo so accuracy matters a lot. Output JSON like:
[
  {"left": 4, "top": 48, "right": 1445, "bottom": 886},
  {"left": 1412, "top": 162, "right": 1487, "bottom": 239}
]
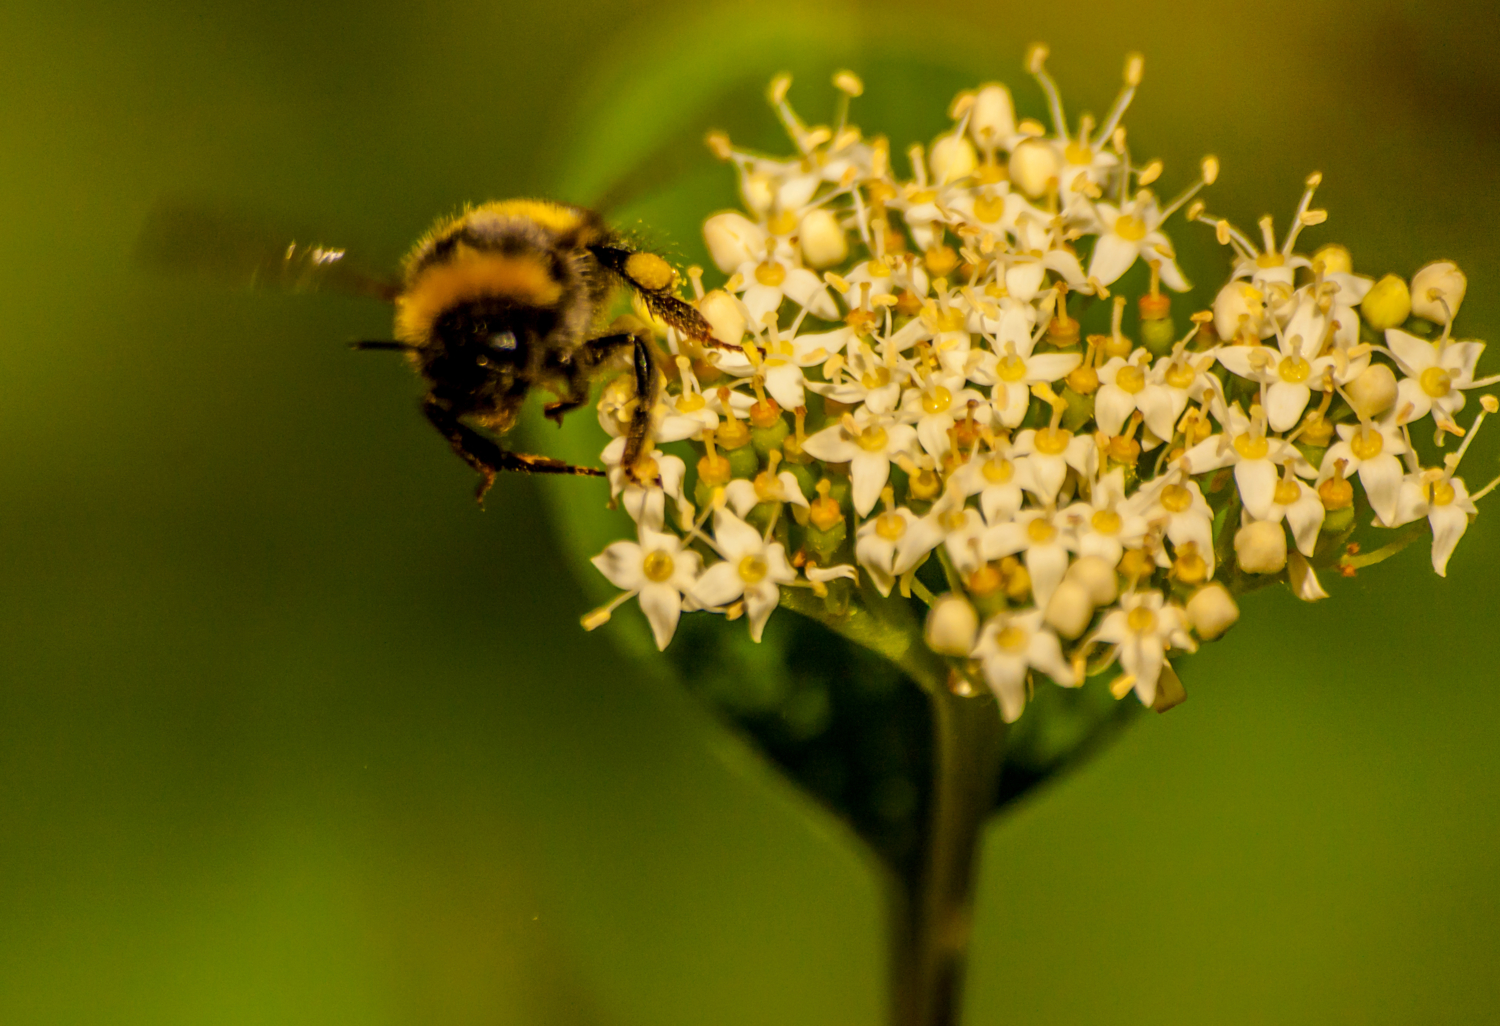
[{"left": 780, "top": 584, "right": 1005, "bottom": 1026}]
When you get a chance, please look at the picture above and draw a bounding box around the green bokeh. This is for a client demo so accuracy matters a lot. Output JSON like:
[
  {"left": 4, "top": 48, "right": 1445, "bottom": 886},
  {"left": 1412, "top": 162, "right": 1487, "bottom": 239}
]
[{"left": 1, "top": 1, "right": 1498, "bottom": 1024}]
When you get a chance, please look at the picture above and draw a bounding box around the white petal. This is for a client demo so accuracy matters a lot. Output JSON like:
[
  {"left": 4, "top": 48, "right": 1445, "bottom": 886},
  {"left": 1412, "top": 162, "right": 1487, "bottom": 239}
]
[
  {"left": 849, "top": 451, "right": 893, "bottom": 516},
  {"left": 1095, "top": 385, "right": 1134, "bottom": 437},
  {"left": 1384, "top": 329, "right": 1438, "bottom": 375},
  {"left": 1026, "top": 543, "right": 1070, "bottom": 609},
  {"left": 638, "top": 582, "right": 684, "bottom": 650},
  {"left": 802, "top": 424, "right": 861, "bottom": 464},
  {"left": 1428, "top": 504, "right": 1470, "bottom": 577},
  {"left": 713, "top": 508, "right": 764, "bottom": 560},
  {"left": 1359, "top": 454, "right": 1404, "bottom": 526},
  {"left": 1265, "top": 381, "right": 1311, "bottom": 433},
  {"left": 1088, "top": 233, "right": 1140, "bottom": 286},
  {"left": 1024, "top": 352, "right": 1082, "bottom": 383},
  {"left": 694, "top": 561, "right": 747, "bottom": 607},
  {"left": 591, "top": 541, "right": 645, "bottom": 590},
  {"left": 763, "top": 362, "right": 807, "bottom": 410},
  {"left": 1235, "top": 459, "right": 1278, "bottom": 520},
  {"left": 744, "top": 582, "right": 781, "bottom": 642}
]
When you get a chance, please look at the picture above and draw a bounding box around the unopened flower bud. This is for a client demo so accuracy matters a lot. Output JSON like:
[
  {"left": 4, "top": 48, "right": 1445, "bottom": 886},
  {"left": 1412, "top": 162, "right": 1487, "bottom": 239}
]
[
  {"left": 929, "top": 133, "right": 978, "bottom": 185},
  {"left": 740, "top": 172, "right": 775, "bottom": 215},
  {"left": 1360, "top": 273, "right": 1412, "bottom": 331},
  {"left": 925, "top": 593, "right": 979, "bottom": 656},
  {"left": 1213, "top": 281, "right": 1267, "bottom": 341},
  {"left": 1312, "top": 243, "right": 1353, "bottom": 276},
  {"left": 1044, "top": 579, "right": 1094, "bottom": 639},
  {"left": 1185, "top": 582, "right": 1239, "bottom": 639},
  {"left": 799, "top": 208, "right": 848, "bottom": 269},
  {"left": 1064, "top": 555, "right": 1118, "bottom": 606},
  {"left": 703, "top": 211, "right": 768, "bottom": 273},
  {"left": 1410, "top": 260, "right": 1466, "bottom": 323},
  {"left": 1344, "top": 363, "right": 1398, "bottom": 419},
  {"left": 1234, "top": 520, "right": 1287, "bottom": 574},
  {"left": 1008, "top": 139, "right": 1058, "bottom": 198},
  {"left": 968, "top": 84, "right": 1016, "bottom": 150},
  {"left": 698, "top": 290, "right": 745, "bottom": 347}
]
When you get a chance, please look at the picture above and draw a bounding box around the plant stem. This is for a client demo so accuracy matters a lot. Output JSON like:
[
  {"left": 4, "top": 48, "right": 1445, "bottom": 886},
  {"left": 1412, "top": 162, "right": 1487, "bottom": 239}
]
[
  {"left": 893, "top": 683, "right": 1004, "bottom": 1026},
  {"left": 778, "top": 584, "right": 1004, "bottom": 1026}
]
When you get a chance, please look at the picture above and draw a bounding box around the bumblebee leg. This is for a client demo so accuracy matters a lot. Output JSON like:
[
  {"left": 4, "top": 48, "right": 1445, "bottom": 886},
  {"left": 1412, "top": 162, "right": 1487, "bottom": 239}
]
[
  {"left": 543, "top": 331, "right": 635, "bottom": 426},
  {"left": 587, "top": 244, "right": 742, "bottom": 354},
  {"left": 576, "top": 325, "right": 663, "bottom": 487},
  {"left": 421, "top": 396, "right": 604, "bottom": 502}
]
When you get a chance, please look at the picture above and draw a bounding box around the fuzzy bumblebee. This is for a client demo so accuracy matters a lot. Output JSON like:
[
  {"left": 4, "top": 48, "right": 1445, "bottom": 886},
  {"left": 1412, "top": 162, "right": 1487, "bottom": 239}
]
[{"left": 140, "top": 196, "right": 728, "bottom": 496}]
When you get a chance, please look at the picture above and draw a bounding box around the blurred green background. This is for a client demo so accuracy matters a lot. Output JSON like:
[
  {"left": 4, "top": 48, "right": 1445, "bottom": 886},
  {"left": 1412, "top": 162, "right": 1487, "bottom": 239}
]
[{"left": 3, "top": 0, "right": 1500, "bottom": 1023}]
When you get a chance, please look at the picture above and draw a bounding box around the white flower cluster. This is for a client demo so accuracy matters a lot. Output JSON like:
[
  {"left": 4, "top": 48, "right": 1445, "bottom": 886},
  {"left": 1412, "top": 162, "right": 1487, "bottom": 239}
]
[{"left": 583, "top": 49, "right": 1499, "bottom": 723}]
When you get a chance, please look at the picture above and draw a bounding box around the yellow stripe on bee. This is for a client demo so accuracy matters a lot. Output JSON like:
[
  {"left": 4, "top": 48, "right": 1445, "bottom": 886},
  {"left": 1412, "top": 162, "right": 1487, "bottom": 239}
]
[
  {"left": 395, "top": 246, "right": 563, "bottom": 345},
  {"left": 477, "top": 199, "right": 586, "bottom": 234}
]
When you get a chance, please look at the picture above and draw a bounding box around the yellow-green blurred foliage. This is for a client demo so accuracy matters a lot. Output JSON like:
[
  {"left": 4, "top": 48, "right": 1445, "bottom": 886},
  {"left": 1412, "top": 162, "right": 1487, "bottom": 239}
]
[{"left": 1, "top": 1, "right": 1498, "bottom": 1023}]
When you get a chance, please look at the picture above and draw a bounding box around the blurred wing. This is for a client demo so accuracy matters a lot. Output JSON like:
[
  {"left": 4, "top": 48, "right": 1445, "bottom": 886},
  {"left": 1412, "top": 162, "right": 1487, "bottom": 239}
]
[{"left": 136, "top": 197, "right": 400, "bottom": 302}]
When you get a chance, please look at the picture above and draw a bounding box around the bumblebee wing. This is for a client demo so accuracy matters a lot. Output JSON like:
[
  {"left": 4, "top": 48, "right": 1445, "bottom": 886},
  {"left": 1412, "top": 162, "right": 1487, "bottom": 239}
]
[{"left": 136, "top": 197, "right": 399, "bottom": 302}]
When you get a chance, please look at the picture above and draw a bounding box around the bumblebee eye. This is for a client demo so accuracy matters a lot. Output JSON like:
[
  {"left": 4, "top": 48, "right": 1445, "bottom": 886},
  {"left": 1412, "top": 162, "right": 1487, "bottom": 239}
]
[{"left": 490, "top": 331, "right": 518, "bottom": 351}]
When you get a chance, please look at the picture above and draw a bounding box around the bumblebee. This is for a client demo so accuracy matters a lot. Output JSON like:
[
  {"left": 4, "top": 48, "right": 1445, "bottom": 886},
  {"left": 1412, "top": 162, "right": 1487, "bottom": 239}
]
[{"left": 140, "top": 197, "right": 728, "bottom": 495}]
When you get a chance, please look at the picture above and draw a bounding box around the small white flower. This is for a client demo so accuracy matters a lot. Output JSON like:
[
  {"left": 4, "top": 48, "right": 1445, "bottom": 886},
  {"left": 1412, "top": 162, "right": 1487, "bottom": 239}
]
[
  {"left": 1087, "top": 194, "right": 1190, "bottom": 290},
  {"left": 802, "top": 408, "right": 920, "bottom": 516},
  {"left": 601, "top": 439, "right": 690, "bottom": 530},
  {"left": 1092, "top": 590, "right": 1196, "bottom": 708},
  {"left": 1011, "top": 420, "right": 1097, "bottom": 505},
  {"left": 985, "top": 507, "right": 1077, "bottom": 608},
  {"left": 855, "top": 503, "right": 922, "bottom": 597},
  {"left": 1065, "top": 468, "right": 1149, "bottom": 568},
  {"left": 1135, "top": 471, "right": 1217, "bottom": 576},
  {"left": 1179, "top": 403, "right": 1312, "bottom": 521},
  {"left": 693, "top": 509, "right": 797, "bottom": 642},
  {"left": 1389, "top": 466, "right": 1478, "bottom": 576},
  {"left": 898, "top": 371, "right": 992, "bottom": 457},
  {"left": 1095, "top": 349, "right": 1176, "bottom": 442},
  {"left": 972, "top": 608, "right": 1077, "bottom": 723},
  {"left": 1318, "top": 414, "right": 1409, "bottom": 526},
  {"left": 1385, "top": 327, "right": 1486, "bottom": 431},
  {"left": 590, "top": 527, "right": 703, "bottom": 650},
  {"left": 731, "top": 254, "right": 838, "bottom": 321}
]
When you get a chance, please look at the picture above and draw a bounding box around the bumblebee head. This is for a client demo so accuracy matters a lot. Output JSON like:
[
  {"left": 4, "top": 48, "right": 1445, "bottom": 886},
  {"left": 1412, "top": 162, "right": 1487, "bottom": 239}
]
[{"left": 420, "top": 298, "right": 557, "bottom": 393}]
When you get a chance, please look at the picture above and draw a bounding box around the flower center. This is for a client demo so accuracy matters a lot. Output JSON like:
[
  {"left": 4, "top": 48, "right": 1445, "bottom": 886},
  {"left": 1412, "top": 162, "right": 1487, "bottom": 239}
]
[
  {"left": 1428, "top": 479, "right": 1456, "bottom": 507},
  {"left": 1420, "top": 366, "right": 1453, "bottom": 398},
  {"left": 867, "top": 259, "right": 892, "bottom": 278},
  {"left": 973, "top": 193, "right": 1005, "bottom": 223},
  {"left": 737, "top": 554, "right": 768, "bottom": 584},
  {"left": 982, "top": 457, "right": 1013, "bottom": 483},
  {"left": 932, "top": 308, "right": 966, "bottom": 333},
  {"left": 1026, "top": 518, "right": 1056, "bottom": 543},
  {"left": 676, "top": 392, "right": 705, "bottom": 412},
  {"left": 767, "top": 209, "right": 798, "bottom": 235},
  {"left": 1116, "top": 365, "right": 1146, "bottom": 395},
  {"left": 940, "top": 509, "right": 970, "bottom": 531},
  {"left": 1113, "top": 214, "right": 1147, "bottom": 242},
  {"left": 922, "top": 386, "right": 953, "bottom": 414},
  {"left": 1233, "top": 432, "right": 1269, "bottom": 460},
  {"left": 857, "top": 425, "right": 890, "bottom": 452},
  {"left": 908, "top": 188, "right": 937, "bottom": 204},
  {"left": 997, "top": 625, "right": 1028, "bottom": 653},
  {"left": 1350, "top": 425, "right": 1384, "bottom": 461},
  {"left": 1160, "top": 483, "right": 1193, "bottom": 513},
  {"left": 1034, "top": 426, "right": 1072, "bottom": 455},
  {"left": 754, "top": 261, "right": 786, "bottom": 286},
  {"left": 998, "top": 353, "right": 1028, "bottom": 382},
  {"left": 1274, "top": 479, "right": 1300, "bottom": 506},
  {"left": 1064, "top": 141, "right": 1093, "bottom": 165},
  {"left": 1127, "top": 606, "right": 1158, "bottom": 634},
  {"left": 1256, "top": 252, "right": 1285, "bottom": 269},
  {"left": 1165, "top": 363, "right": 1196, "bottom": 389},
  {"left": 1278, "top": 355, "right": 1311, "bottom": 383},
  {"left": 642, "top": 550, "right": 676, "bottom": 583},
  {"left": 1092, "top": 509, "right": 1123, "bottom": 535},
  {"left": 875, "top": 512, "right": 906, "bottom": 541}
]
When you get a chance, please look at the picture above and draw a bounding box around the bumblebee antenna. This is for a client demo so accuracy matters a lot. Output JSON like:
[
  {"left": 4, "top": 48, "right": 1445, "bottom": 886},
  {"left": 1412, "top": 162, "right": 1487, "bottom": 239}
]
[{"left": 350, "top": 340, "right": 417, "bottom": 352}]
